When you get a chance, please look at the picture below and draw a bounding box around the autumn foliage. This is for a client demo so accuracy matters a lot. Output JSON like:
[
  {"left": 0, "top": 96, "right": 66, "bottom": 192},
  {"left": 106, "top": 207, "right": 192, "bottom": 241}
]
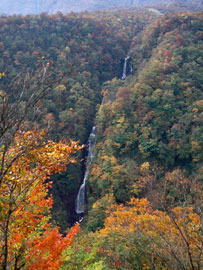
[
  {"left": 26, "top": 224, "right": 80, "bottom": 270},
  {"left": 0, "top": 130, "right": 82, "bottom": 269},
  {"left": 0, "top": 8, "right": 202, "bottom": 270},
  {"left": 99, "top": 198, "right": 202, "bottom": 269}
]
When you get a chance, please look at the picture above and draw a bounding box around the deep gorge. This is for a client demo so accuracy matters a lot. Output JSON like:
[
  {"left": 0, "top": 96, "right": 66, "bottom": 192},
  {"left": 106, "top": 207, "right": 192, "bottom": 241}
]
[
  {"left": 0, "top": 9, "right": 159, "bottom": 231},
  {"left": 0, "top": 6, "right": 202, "bottom": 269}
]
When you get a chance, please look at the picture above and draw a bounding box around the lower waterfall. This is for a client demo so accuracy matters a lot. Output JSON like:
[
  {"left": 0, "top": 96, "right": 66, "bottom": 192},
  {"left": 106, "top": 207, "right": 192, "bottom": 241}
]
[{"left": 75, "top": 126, "right": 96, "bottom": 214}]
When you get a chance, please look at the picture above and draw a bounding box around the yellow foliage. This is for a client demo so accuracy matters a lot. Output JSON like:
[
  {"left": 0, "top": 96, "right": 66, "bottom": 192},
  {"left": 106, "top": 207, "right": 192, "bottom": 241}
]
[
  {"left": 191, "top": 141, "right": 200, "bottom": 150},
  {"left": 112, "top": 165, "right": 123, "bottom": 174},
  {"left": 56, "top": 84, "right": 66, "bottom": 91},
  {"left": 112, "top": 142, "right": 121, "bottom": 148},
  {"left": 140, "top": 162, "right": 150, "bottom": 172},
  {"left": 101, "top": 155, "right": 117, "bottom": 166},
  {"left": 0, "top": 72, "right": 5, "bottom": 79},
  {"left": 116, "top": 115, "right": 125, "bottom": 126},
  {"left": 112, "top": 77, "right": 118, "bottom": 83},
  {"left": 90, "top": 165, "right": 102, "bottom": 179},
  {"left": 111, "top": 100, "right": 124, "bottom": 115},
  {"left": 194, "top": 100, "right": 203, "bottom": 108},
  {"left": 93, "top": 194, "right": 114, "bottom": 210},
  {"left": 192, "top": 107, "right": 198, "bottom": 113},
  {"left": 0, "top": 130, "right": 82, "bottom": 269},
  {"left": 99, "top": 198, "right": 202, "bottom": 269}
]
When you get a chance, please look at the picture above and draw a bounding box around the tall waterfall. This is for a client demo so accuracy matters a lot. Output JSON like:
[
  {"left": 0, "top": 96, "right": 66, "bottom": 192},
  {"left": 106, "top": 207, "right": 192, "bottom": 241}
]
[
  {"left": 121, "top": 55, "right": 130, "bottom": 80},
  {"left": 75, "top": 126, "right": 96, "bottom": 214}
]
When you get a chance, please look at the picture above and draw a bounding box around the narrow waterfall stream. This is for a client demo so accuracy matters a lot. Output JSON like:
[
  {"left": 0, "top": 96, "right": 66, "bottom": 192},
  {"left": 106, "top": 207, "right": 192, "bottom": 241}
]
[
  {"left": 121, "top": 55, "right": 130, "bottom": 80},
  {"left": 75, "top": 55, "right": 132, "bottom": 216},
  {"left": 75, "top": 126, "right": 96, "bottom": 214}
]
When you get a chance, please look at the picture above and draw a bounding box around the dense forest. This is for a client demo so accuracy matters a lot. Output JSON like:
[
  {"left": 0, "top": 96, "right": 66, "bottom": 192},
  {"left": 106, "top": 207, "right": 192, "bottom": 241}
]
[
  {"left": 0, "top": 9, "right": 158, "bottom": 230},
  {"left": 0, "top": 6, "right": 202, "bottom": 270}
]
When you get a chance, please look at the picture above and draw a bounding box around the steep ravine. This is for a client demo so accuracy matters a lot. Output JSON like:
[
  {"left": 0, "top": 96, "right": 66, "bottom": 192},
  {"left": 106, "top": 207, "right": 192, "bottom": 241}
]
[
  {"left": 0, "top": 9, "right": 162, "bottom": 231},
  {"left": 72, "top": 55, "right": 133, "bottom": 224}
]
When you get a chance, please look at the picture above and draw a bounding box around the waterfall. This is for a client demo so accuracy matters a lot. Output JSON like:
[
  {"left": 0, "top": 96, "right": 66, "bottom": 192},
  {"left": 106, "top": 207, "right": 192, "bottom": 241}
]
[
  {"left": 121, "top": 55, "right": 130, "bottom": 80},
  {"left": 75, "top": 126, "right": 96, "bottom": 214}
]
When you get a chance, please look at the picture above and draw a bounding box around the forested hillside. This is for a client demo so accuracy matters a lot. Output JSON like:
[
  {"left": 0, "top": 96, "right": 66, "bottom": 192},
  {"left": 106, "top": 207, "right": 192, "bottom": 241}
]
[
  {"left": 0, "top": 9, "right": 157, "bottom": 230},
  {"left": 0, "top": 7, "right": 202, "bottom": 270},
  {"left": 87, "top": 11, "right": 203, "bottom": 229},
  {"left": 76, "top": 11, "right": 202, "bottom": 269}
]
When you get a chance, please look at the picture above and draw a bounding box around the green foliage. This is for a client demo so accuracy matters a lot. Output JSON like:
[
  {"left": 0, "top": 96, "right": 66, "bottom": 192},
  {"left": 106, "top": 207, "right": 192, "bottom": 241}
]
[
  {"left": 87, "top": 11, "right": 203, "bottom": 231},
  {"left": 62, "top": 10, "right": 203, "bottom": 270},
  {"left": 0, "top": 9, "right": 156, "bottom": 228},
  {"left": 61, "top": 233, "right": 109, "bottom": 270},
  {"left": 1, "top": 9, "right": 202, "bottom": 269}
]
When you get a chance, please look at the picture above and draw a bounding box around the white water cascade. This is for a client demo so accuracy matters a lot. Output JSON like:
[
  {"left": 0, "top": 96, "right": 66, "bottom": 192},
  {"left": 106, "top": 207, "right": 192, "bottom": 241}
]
[
  {"left": 75, "top": 126, "right": 96, "bottom": 214},
  {"left": 121, "top": 55, "right": 130, "bottom": 80}
]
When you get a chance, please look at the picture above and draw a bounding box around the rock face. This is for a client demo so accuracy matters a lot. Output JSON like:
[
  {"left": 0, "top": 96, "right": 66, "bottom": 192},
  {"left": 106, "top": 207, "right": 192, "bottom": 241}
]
[{"left": 0, "top": 0, "right": 202, "bottom": 15}]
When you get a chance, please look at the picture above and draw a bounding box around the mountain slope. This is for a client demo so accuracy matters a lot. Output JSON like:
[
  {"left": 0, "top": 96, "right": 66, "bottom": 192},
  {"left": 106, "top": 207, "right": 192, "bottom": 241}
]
[
  {"left": 0, "top": 8, "right": 158, "bottom": 229},
  {"left": 86, "top": 10, "right": 203, "bottom": 231},
  {"left": 0, "top": 8, "right": 202, "bottom": 269},
  {"left": 0, "top": 0, "right": 202, "bottom": 15}
]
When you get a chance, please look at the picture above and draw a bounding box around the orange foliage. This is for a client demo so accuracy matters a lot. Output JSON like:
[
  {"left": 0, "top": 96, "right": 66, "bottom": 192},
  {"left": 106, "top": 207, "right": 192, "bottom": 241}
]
[
  {"left": 0, "top": 130, "right": 82, "bottom": 269},
  {"left": 27, "top": 224, "right": 80, "bottom": 270},
  {"left": 100, "top": 198, "right": 202, "bottom": 269}
]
